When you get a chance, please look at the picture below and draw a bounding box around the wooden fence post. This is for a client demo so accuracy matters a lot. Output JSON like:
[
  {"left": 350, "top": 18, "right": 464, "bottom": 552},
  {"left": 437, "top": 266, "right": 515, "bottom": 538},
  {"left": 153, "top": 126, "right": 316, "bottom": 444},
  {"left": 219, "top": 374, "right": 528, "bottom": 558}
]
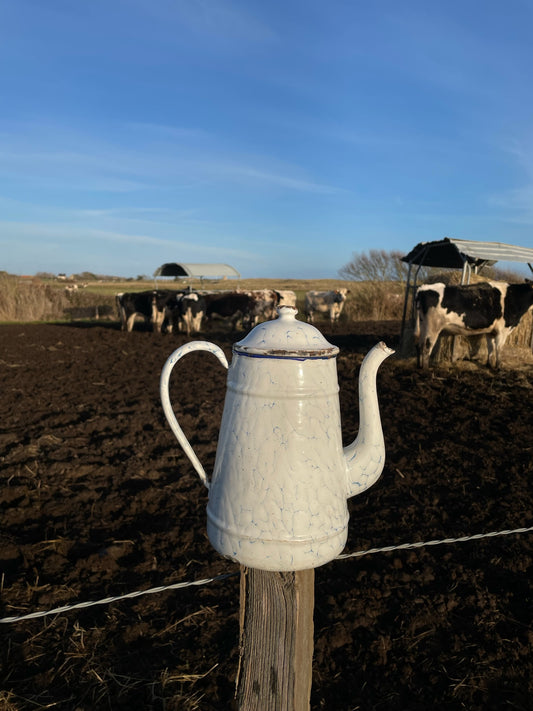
[{"left": 236, "top": 566, "right": 315, "bottom": 711}]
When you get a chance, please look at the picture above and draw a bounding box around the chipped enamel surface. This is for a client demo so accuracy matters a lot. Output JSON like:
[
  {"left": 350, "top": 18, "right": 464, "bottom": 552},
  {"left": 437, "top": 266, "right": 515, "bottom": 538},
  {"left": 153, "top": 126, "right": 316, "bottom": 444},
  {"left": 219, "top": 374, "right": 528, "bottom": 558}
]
[
  {"left": 234, "top": 306, "right": 339, "bottom": 359},
  {"left": 160, "top": 311, "right": 394, "bottom": 571}
]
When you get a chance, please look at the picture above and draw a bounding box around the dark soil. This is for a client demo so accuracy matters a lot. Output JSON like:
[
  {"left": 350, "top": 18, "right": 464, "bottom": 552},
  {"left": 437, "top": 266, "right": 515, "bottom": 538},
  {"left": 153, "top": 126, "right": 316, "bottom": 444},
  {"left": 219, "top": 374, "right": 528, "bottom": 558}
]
[{"left": 1, "top": 320, "right": 532, "bottom": 710}]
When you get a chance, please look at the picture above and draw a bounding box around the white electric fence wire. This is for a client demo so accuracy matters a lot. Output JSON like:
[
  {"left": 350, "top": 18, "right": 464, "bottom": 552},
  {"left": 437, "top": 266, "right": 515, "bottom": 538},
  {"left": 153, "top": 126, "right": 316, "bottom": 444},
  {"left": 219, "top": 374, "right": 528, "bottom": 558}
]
[
  {"left": 1, "top": 525, "right": 532, "bottom": 624},
  {"left": 335, "top": 525, "right": 533, "bottom": 559},
  {"left": 0, "top": 573, "right": 237, "bottom": 624}
]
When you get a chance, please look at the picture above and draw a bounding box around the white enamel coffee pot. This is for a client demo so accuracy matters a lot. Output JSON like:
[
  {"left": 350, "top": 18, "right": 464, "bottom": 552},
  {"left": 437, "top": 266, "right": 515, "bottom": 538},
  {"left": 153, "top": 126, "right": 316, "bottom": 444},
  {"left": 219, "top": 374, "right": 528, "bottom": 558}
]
[{"left": 160, "top": 306, "right": 393, "bottom": 571}]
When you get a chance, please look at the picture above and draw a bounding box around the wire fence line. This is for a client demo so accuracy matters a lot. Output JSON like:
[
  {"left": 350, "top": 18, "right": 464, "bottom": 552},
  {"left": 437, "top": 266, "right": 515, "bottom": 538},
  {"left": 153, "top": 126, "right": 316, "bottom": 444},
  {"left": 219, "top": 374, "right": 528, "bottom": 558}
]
[
  {"left": 335, "top": 525, "right": 533, "bottom": 558},
  {"left": 2, "top": 524, "right": 532, "bottom": 625}
]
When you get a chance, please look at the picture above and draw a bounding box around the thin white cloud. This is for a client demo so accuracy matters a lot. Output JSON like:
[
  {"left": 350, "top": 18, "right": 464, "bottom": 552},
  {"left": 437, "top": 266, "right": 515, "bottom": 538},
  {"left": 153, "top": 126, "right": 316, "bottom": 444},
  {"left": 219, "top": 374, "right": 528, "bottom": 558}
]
[
  {"left": 124, "top": 122, "right": 211, "bottom": 141},
  {"left": 490, "top": 185, "right": 533, "bottom": 209},
  {"left": 216, "top": 164, "right": 345, "bottom": 194},
  {"left": 74, "top": 206, "right": 196, "bottom": 219},
  {"left": 0, "top": 220, "right": 257, "bottom": 262},
  {"left": 0, "top": 123, "right": 343, "bottom": 195},
  {"left": 130, "top": 0, "right": 276, "bottom": 44},
  {"left": 487, "top": 185, "right": 533, "bottom": 225},
  {"left": 486, "top": 132, "right": 533, "bottom": 224},
  {"left": 501, "top": 135, "right": 533, "bottom": 177},
  {"left": 1, "top": 221, "right": 173, "bottom": 246}
]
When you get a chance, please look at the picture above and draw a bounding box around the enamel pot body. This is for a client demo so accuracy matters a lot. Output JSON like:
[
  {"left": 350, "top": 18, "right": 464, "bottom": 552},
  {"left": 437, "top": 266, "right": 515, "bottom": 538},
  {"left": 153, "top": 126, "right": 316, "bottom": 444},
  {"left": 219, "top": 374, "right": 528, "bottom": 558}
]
[
  {"left": 160, "top": 306, "right": 393, "bottom": 571},
  {"left": 206, "top": 349, "right": 349, "bottom": 571}
]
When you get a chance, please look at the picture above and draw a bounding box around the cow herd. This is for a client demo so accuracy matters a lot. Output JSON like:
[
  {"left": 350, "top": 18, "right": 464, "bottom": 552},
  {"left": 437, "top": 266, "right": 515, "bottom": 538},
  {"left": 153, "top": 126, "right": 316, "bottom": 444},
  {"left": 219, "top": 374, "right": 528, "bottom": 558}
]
[
  {"left": 115, "top": 287, "right": 350, "bottom": 337},
  {"left": 115, "top": 279, "right": 533, "bottom": 369}
]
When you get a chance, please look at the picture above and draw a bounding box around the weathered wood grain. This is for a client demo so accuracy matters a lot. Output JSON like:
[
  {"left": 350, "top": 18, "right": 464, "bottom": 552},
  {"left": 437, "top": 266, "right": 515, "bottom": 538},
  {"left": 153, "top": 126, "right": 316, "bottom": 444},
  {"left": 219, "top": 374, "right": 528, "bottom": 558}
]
[{"left": 236, "top": 567, "right": 315, "bottom": 710}]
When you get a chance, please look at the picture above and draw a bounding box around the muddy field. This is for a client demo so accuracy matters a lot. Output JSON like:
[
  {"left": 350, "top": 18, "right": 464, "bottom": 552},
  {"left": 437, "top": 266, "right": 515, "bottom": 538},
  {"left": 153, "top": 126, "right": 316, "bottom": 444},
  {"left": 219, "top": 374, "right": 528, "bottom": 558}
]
[{"left": 1, "top": 319, "right": 532, "bottom": 710}]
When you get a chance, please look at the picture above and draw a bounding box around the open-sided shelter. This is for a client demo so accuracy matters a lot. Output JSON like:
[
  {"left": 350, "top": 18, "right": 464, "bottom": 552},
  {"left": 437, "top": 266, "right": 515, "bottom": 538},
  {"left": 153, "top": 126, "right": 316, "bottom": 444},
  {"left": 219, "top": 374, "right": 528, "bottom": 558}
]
[
  {"left": 153, "top": 262, "right": 241, "bottom": 281},
  {"left": 399, "top": 237, "right": 533, "bottom": 349}
]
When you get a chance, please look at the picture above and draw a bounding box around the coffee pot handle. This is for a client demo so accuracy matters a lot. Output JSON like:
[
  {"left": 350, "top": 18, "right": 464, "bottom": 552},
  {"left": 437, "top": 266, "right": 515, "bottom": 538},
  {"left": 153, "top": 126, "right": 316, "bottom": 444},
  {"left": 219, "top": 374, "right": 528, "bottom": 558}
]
[{"left": 160, "top": 341, "right": 229, "bottom": 489}]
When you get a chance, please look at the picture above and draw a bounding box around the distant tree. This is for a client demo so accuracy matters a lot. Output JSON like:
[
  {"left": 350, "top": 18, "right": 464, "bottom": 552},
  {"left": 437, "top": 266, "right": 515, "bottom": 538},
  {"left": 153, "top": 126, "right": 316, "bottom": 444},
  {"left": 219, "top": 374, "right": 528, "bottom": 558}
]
[
  {"left": 484, "top": 265, "right": 527, "bottom": 283},
  {"left": 74, "top": 272, "right": 98, "bottom": 281},
  {"left": 339, "top": 249, "right": 409, "bottom": 282},
  {"left": 340, "top": 249, "right": 530, "bottom": 286}
]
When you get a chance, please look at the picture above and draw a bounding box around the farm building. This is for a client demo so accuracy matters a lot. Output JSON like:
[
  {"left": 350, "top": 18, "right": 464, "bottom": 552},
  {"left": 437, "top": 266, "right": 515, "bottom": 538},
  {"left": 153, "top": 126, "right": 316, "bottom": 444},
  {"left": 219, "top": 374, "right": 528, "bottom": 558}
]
[{"left": 153, "top": 262, "right": 240, "bottom": 280}]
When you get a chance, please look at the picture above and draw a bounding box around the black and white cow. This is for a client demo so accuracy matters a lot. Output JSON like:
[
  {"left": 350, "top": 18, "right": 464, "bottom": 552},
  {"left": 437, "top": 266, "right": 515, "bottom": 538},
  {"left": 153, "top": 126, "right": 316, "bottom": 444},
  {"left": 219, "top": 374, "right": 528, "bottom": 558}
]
[
  {"left": 115, "top": 290, "right": 178, "bottom": 333},
  {"left": 203, "top": 291, "right": 257, "bottom": 330},
  {"left": 305, "top": 289, "right": 349, "bottom": 325},
  {"left": 414, "top": 280, "right": 533, "bottom": 369},
  {"left": 174, "top": 292, "right": 206, "bottom": 336}
]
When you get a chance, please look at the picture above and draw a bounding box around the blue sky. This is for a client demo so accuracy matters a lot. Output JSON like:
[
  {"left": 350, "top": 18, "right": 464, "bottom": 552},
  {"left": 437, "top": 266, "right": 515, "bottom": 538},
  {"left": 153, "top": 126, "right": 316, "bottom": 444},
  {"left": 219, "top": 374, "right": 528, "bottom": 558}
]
[{"left": 1, "top": 0, "right": 532, "bottom": 279}]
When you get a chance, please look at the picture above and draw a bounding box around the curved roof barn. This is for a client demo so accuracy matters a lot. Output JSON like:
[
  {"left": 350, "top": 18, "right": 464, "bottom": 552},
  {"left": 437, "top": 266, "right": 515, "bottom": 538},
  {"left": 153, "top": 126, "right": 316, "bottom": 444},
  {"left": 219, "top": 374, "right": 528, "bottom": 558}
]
[{"left": 153, "top": 262, "right": 240, "bottom": 279}]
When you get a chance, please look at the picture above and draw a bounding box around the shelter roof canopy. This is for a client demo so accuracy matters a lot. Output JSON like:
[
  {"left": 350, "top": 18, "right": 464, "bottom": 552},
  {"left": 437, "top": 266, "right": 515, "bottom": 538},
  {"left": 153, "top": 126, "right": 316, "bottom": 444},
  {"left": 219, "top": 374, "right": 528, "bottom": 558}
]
[
  {"left": 402, "top": 238, "right": 533, "bottom": 269},
  {"left": 153, "top": 262, "right": 241, "bottom": 278}
]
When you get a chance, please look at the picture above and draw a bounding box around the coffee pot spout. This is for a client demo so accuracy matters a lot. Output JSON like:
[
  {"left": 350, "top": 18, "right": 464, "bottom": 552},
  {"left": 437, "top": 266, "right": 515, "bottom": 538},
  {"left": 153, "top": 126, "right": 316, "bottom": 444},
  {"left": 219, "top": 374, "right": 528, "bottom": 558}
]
[{"left": 344, "top": 342, "right": 394, "bottom": 498}]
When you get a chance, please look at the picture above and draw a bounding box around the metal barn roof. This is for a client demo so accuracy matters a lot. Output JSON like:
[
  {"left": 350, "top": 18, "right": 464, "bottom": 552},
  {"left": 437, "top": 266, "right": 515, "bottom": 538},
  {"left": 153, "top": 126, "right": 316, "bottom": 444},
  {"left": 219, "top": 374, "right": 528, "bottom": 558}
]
[
  {"left": 402, "top": 237, "right": 533, "bottom": 270},
  {"left": 153, "top": 262, "right": 241, "bottom": 279}
]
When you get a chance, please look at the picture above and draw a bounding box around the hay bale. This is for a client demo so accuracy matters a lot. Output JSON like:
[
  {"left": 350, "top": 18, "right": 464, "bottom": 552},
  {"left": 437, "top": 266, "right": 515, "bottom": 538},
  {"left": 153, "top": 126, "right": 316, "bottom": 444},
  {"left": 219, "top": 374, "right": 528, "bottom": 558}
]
[
  {"left": 424, "top": 271, "right": 489, "bottom": 286},
  {"left": 507, "top": 308, "right": 533, "bottom": 348},
  {"left": 432, "top": 334, "right": 484, "bottom": 365}
]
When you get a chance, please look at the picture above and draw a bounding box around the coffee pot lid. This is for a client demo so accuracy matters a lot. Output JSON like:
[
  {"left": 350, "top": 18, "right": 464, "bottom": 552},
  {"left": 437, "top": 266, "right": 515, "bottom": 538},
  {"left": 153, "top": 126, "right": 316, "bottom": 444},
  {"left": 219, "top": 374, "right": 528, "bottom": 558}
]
[{"left": 233, "top": 306, "right": 339, "bottom": 359}]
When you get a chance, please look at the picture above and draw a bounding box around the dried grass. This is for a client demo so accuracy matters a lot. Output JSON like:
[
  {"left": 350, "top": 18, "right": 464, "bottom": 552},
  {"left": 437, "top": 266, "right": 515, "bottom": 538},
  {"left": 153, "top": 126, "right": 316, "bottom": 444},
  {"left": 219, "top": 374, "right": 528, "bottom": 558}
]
[
  {"left": 156, "top": 664, "right": 217, "bottom": 711},
  {"left": 0, "top": 276, "right": 68, "bottom": 322},
  {"left": 343, "top": 281, "right": 404, "bottom": 321},
  {"left": 0, "top": 691, "right": 21, "bottom": 711},
  {"left": 0, "top": 275, "right": 117, "bottom": 323}
]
